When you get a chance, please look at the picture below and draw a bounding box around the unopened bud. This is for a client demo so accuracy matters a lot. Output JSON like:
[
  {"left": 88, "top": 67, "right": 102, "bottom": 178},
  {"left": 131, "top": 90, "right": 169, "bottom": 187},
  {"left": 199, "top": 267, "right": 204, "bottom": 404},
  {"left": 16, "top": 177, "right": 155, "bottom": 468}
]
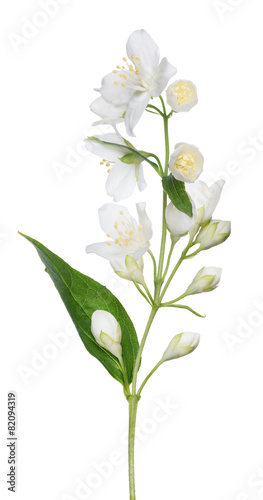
[{"left": 162, "top": 332, "right": 200, "bottom": 361}]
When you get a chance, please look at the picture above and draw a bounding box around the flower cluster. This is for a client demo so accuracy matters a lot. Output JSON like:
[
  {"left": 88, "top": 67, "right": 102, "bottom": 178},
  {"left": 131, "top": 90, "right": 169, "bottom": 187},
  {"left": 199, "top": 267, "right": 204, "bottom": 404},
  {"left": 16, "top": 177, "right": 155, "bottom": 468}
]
[
  {"left": 21, "top": 29, "right": 231, "bottom": 500},
  {"left": 86, "top": 29, "right": 230, "bottom": 367}
]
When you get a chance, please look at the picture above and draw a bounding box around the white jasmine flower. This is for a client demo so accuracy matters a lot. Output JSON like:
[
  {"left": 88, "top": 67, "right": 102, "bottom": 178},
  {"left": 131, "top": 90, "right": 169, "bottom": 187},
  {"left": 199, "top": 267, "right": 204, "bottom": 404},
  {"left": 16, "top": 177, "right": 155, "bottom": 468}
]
[
  {"left": 85, "top": 133, "right": 146, "bottom": 201},
  {"left": 166, "top": 80, "right": 198, "bottom": 113},
  {"left": 169, "top": 143, "right": 204, "bottom": 183},
  {"left": 86, "top": 202, "right": 152, "bottom": 269},
  {"left": 99, "top": 29, "right": 177, "bottom": 136}
]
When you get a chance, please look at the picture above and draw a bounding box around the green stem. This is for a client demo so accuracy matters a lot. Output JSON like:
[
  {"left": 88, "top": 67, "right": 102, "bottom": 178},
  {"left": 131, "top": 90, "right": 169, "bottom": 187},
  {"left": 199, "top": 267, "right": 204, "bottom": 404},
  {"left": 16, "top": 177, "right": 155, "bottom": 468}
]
[
  {"left": 119, "top": 357, "right": 131, "bottom": 397},
  {"left": 148, "top": 250, "right": 157, "bottom": 281},
  {"left": 159, "top": 242, "right": 192, "bottom": 303},
  {"left": 146, "top": 109, "right": 161, "bottom": 116},
  {"left": 132, "top": 281, "right": 152, "bottom": 306},
  {"left": 127, "top": 95, "right": 172, "bottom": 500},
  {"left": 128, "top": 395, "right": 140, "bottom": 500},
  {"left": 137, "top": 360, "right": 163, "bottom": 397},
  {"left": 154, "top": 98, "right": 170, "bottom": 302},
  {"left": 128, "top": 306, "right": 158, "bottom": 499},
  {"left": 161, "top": 240, "right": 175, "bottom": 283},
  {"left": 132, "top": 306, "right": 158, "bottom": 395},
  {"left": 143, "top": 282, "right": 154, "bottom": 305},
  {"left": 160, "top": 303, "right": 206, "bottom": 318},
  {"left": 146, "top": 153, "right": 163, "bottom": 174},
  {"left": 146, "top": 104, "right": 164, "bottom": 116}
]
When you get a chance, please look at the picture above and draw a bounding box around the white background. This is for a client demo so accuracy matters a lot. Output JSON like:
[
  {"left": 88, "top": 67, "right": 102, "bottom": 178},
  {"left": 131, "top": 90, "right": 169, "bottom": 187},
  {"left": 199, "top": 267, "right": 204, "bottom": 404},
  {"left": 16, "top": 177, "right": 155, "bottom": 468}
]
[{"left": 1, "top": 1, "right": 263, "bottom": 499}]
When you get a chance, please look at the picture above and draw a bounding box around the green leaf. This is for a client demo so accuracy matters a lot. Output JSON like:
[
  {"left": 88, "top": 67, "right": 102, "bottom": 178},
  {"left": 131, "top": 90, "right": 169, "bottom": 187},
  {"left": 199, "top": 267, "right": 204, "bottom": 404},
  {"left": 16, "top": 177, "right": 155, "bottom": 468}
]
[
  {"left": 162, "top": 175, "right": 193, "bottom": 217},
  {"left": 19, "top": 233, "right": 139, "bottom": 386}
]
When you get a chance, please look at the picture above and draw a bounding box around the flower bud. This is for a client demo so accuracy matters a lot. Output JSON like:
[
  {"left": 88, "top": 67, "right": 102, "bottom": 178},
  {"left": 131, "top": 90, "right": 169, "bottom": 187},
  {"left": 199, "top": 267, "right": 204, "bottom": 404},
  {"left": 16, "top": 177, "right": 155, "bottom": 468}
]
[
  {"left": 91, "top": 310, "right": 122, "bottom": 361},
  {"left": 196, "top": 220, "right": 231, "bottom": 250},
  {"left": 186, "top": 180, "right": 225, "bottom": 225},
  {"left": 162, "top": 332, "right": 200, "bottom": 361},
  {"left": 185, "top": 266, "right": 222, "bottom": 295},
  {"left": 169, "top": 143, "right": 204, "bottom": 183},
  {"left": 166, "top": 80, "right": 198, "bottom": 113},
  {"left": 111, "top": 255, "right": 145, "bottom": 285},
  {"left": 165, "top": 201, "right": 196, "bottom": 239}
]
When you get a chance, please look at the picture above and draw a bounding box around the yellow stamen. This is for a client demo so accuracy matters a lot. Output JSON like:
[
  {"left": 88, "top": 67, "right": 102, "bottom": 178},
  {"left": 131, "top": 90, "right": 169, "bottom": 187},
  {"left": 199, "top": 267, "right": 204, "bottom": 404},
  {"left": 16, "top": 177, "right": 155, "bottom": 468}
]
[
  {"left": 173, "top": 82, "right": 193, "bottom": 105},
  {"left": 174, "top": 152, "right": 196, "bottom": 177}
]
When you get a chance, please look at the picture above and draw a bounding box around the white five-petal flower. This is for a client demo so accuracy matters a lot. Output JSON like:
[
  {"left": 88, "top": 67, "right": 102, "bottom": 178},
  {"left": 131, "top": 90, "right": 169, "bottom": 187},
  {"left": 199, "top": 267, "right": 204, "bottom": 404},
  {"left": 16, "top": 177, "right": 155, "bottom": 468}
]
[
  {"left": 99, "top": 29, "right": 177, "bottom": 136},
  {"left": 85, "top": 133, "right": 146, "bottom": 201},
  {"left": 86, "top": 202, "right": 153, "bottom": 269}
]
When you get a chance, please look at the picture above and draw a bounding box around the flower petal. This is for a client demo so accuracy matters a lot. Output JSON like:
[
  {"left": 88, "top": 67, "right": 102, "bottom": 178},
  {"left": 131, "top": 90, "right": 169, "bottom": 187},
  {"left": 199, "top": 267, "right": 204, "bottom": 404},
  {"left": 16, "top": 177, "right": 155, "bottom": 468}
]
[
  {"left": 186, "top": 179, "right": 225, "bottom": 222},
  {"left": 150, "top": 57, "right": 177, "bottom": 97},
  {"left": 125, "top": 91, "right": 150, "bottom": 136},
  {"left": 137, "top": 165, "right": 147, "bottom": 192},
  {"left": 85, "top": 133, "right": 126, "bottom": 161},
  {"left": 132, "top": 242, "right": 151, "bottom": 261},
  {"left": 106, "top": 161, "right": 137, "bottom": 202},
  {"left": 136, "top": 202, "right": 153, "bottom": 241},
  {"left": 100, "top": 71, "right": 133, "bottom": 105},
  {"left": 165, "top": 201, "right": 196, "bottom": 236},
  {"left": 85, "top": 241, "right": 124, "bottom": 260},
  {"left": 90, "top": 96, "right": 126, "bottom": 125},
  {"left": 98, "top": 203, "right": 137, "bottom": 240},
  {"left": 126, "top": 29, "right": 160, "bottom": 80},
  {"left": 91, "top": 310, "right": 120, "bottom": 345}
]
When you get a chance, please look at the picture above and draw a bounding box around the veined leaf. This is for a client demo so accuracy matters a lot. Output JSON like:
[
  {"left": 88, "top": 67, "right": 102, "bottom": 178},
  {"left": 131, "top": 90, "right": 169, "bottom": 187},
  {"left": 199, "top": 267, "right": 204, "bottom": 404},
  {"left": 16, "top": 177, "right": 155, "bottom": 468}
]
[
  {"left": 20, "top": 233, "right": 139, "bottom": 386},
  {"left": 162, "top": 175, "right": 193, "bottom": 217}
]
